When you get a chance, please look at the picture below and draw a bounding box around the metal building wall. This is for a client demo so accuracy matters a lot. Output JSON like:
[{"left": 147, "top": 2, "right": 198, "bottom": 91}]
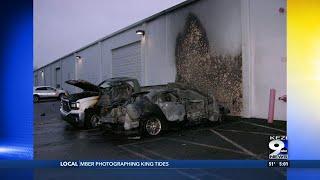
[
  {"left": 50, "top": 60, "right": 62, "bottom": 88},
  {"left": 33, "top": 71, "right": 38, "bottom": 86},
  {"left": 76, "top": 43, "right": 101, "bottom": 85},
  {"left": 33, "top": 0, "right": 286, "bottom": 120},
  {"left": 101, "top": 26, "right": 143, "bottom": 83},
  {"left": 61, "top": 55, "right": 76, "bottom": 93},
  {"left": 241, "top": 0, "right": 287, "bottom": 120},
  {"left": 111, "top": 41, "right": 142, "bottom": 82},
  {"left": 44, "top": 66, "right": 52, "bottom": 87},
  {"left": 37, "top": 68, "right": 45, "bottom": 86},
  {"left": 143, "top": 0, "right": 242, "bottom": 86}
]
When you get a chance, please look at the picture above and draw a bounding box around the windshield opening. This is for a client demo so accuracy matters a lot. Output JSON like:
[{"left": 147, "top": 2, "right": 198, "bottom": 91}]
[{"left": 98, "top": 81, "right": 111, "bottom": 89}]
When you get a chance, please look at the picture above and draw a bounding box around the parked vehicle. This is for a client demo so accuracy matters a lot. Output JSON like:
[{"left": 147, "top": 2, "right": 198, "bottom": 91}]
[
  {"left": 60, "top": 77, "right": 141, "bottom": 128},
  {"left": 33, "top": 86, "right": 67, "bottom": 103},
  {"left": 98, "top": 84, "right": 229, "bottom": 136}
]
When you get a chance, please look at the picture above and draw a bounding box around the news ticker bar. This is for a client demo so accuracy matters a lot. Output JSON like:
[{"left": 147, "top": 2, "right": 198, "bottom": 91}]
[{"left": 0, "top": 160, "right": 319, "bottom": 168}]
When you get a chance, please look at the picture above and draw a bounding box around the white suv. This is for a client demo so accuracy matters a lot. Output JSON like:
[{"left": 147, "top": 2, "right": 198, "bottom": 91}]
[{"left": 33, "top": 86, "right": 67, "bottom": 103}]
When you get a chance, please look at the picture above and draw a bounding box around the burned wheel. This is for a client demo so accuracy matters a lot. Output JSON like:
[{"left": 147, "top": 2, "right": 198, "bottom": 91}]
[
  {"left": 90, "top": 114, "right": 99, "bottom": 129},
  {"left": 142, "top": 117, "right": 163, "bottom": 136},
  {"left": 59, "top": 93, "right": 65, "bottom": 100},
  {"left": 84, "top": 109, "right": 99, "bottom": 129}
]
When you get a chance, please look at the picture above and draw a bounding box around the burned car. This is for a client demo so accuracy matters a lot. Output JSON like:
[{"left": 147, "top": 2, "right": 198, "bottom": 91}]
[
  {"left": 60, "top": 77, "right": 141, "bottom": 128},
  {"left": 98, "top": 85, "right": 229, "bottom": 136}
]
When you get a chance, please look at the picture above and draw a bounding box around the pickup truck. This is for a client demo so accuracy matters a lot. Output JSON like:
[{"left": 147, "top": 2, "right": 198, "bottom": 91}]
[{"left": 60, "top": 77, "right": 141, "bottom": 128}]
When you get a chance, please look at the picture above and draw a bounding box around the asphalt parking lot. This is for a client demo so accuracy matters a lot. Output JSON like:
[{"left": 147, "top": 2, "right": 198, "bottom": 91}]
[
  {"left": 34, "top": 100, "right": 286, "bottom": 160},
  {"left": 34, "top": 100, "right": 287, "bottom": 179}
]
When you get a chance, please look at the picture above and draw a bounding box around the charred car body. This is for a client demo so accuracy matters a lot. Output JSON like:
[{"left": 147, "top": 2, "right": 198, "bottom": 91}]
[
  {"left": 60, "top": 77, "right": 140, "bottom": 128},
  {"left": 61, "top": 76, "right": 229, "bottom": 135},
  {"left": 97, "top": 83, "right": 228, "bottom": 136}
]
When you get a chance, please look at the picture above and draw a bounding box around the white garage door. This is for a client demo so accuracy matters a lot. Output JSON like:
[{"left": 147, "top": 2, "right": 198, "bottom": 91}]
[{"left": 112, "top": 41, "right": 141, "bottom": 82}]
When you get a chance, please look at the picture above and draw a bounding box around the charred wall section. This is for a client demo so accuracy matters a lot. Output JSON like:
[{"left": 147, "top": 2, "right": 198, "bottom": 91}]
[{"left": 175, "top": 14, "right": 242, "bottom": 115}]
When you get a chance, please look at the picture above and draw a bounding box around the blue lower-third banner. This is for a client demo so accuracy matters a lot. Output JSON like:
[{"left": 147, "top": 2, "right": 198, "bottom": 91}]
[{"left": 0, "top": 160, "right": 319, "bottom": 169}]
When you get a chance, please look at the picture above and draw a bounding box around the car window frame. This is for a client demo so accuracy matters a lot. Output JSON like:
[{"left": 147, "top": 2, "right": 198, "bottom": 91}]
[
  {"left": 154, "top": 92, "right": 179, "bottom": 103},
  {"left": 36, "top": 87, "right": 47, "bottom": 91},
  {"left": 46, "top": 87, "right": 56, "bottom": 91}
]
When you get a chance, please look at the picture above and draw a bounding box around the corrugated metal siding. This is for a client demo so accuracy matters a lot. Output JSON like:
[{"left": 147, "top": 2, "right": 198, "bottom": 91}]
[
  {"left": 101, "top": 26, "right": 142, "bottom": 83},
  {"left": 44, "top": 66, "right": 51, "bottom": 86},
  {"left": 39, "top": 69, "right": 45, "bottom": 86},
  {"left": 111, "top": 41, "right": 141, "bottom": 82},
  {"left": 51, "top": 60, "right": 62, "bottom": 88},
  {"left": 77, "top": 43, "right": 101, "bottom": 85},
  {"left": 55, "top": 67, "right": 61, "bottom": 88},
  {"left": 34, "top": 72, "right": 38, "bottom": 86},
  {"left": 61, "top": 55, "right": 76, "bottom": 93}
]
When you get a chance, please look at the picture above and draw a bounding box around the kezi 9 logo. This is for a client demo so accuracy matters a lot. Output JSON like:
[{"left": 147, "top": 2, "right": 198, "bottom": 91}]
[{"left": 269, "top": 136, "right": 288, "bottom": 160}]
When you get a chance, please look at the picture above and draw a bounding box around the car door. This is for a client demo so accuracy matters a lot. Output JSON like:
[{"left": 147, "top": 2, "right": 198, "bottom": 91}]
[
  {"left": 45, "top": 87, "right": 58, "bottom": 97},
  {"left": 35, "top": 87, "right": 48, "bottom": 98},
  {"left": 181, "top": 90, "right": 206, "bottom": 121},
  {"left": 155, "top": 92, "right": 185, "bottom": 122}
]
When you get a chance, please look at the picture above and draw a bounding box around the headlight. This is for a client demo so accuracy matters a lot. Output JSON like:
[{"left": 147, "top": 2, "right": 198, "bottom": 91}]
[{"left": 70, "top": 102, "right": 80, "bottom": 109}]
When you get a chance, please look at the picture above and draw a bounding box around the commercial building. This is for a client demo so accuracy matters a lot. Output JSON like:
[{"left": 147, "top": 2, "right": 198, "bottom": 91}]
[{"left": 34, "top": 0, "right": 287, "bottom": 120}]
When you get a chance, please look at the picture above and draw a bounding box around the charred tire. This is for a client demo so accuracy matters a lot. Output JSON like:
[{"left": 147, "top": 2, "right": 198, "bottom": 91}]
[
  {"left": 84, "top": 109, "right": 99, "bottom": 129},
  {"left": 58, "top": 93, "right": 65, "bottom": 100},
  {"left": 140, "top": 116, "right": 167, "bottom": 136},
  {"left": 33, "top": 95, "right": 40, "bottom": 103}
]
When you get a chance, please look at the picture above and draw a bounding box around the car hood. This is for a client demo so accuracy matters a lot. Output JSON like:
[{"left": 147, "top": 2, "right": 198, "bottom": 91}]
[
  {"left": 66, "top": 80, "right": 100, "bottom": 92},
  {"left": 65, "top": 91, "right": 99, "bottom": 102}
]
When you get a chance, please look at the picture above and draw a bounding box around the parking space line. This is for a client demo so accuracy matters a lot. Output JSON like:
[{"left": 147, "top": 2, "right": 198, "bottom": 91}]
[
  {"left": 209, "top": 129, "right": 259, "bottom": 159},
  {"left": 175, "top": 170, "right": 200, "bottom": 180},
  {"left": 131, "top": 145, "right": 172, "bottom": 159},
  {"left": 117, "top": 146, "right": 152, "bottom": 160},
  {"left": 197, "top": 171, "right": 232, "bottom": 180},
  {"left": 132, "top": 147, "right": 200, "bottom": 180},
  {"left": 167, "top": 120, "right": 248, "bottom": 136},
  {"left": 257, "top": 151, "right": 270, "bottom": 159},
  {"left": 241, "top": 121, "right": 286, "bottom": 133},
  {"left": 214, "top": 120, "right": 244, "bottom": 128},
  {"left": 118, "top": 145, "right": 200, "bottom": 180},
  {"left": 176, "top": 169, "right": 231, "bottom": 180},
  {"left": 136, "top": 147, "right": 226, "bottom": 180},
  {"left": 119, "top": 138, "right": 164, "bottom": 147},
  {"left": 167, "top": 138, "right": 249, "bottom": 155},
  {"left": 131, "top": 145, "right": 231, "bottom": 180},
  {"left": 255, "top": 151, "right": 287, "bottom": 177},
  {"left": 213, "top": 128, "right": 281, "bottom": 136}
]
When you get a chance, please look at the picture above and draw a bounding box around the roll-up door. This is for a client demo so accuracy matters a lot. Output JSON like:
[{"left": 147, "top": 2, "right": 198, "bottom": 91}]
[{"left": 112, "top": 41, "right": 141, "bottom": 82}]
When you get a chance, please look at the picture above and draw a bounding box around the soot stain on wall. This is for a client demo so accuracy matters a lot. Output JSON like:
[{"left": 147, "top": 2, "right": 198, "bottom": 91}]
[{"left": 175, "top": 13, "right": 242, "bottom": 115}]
